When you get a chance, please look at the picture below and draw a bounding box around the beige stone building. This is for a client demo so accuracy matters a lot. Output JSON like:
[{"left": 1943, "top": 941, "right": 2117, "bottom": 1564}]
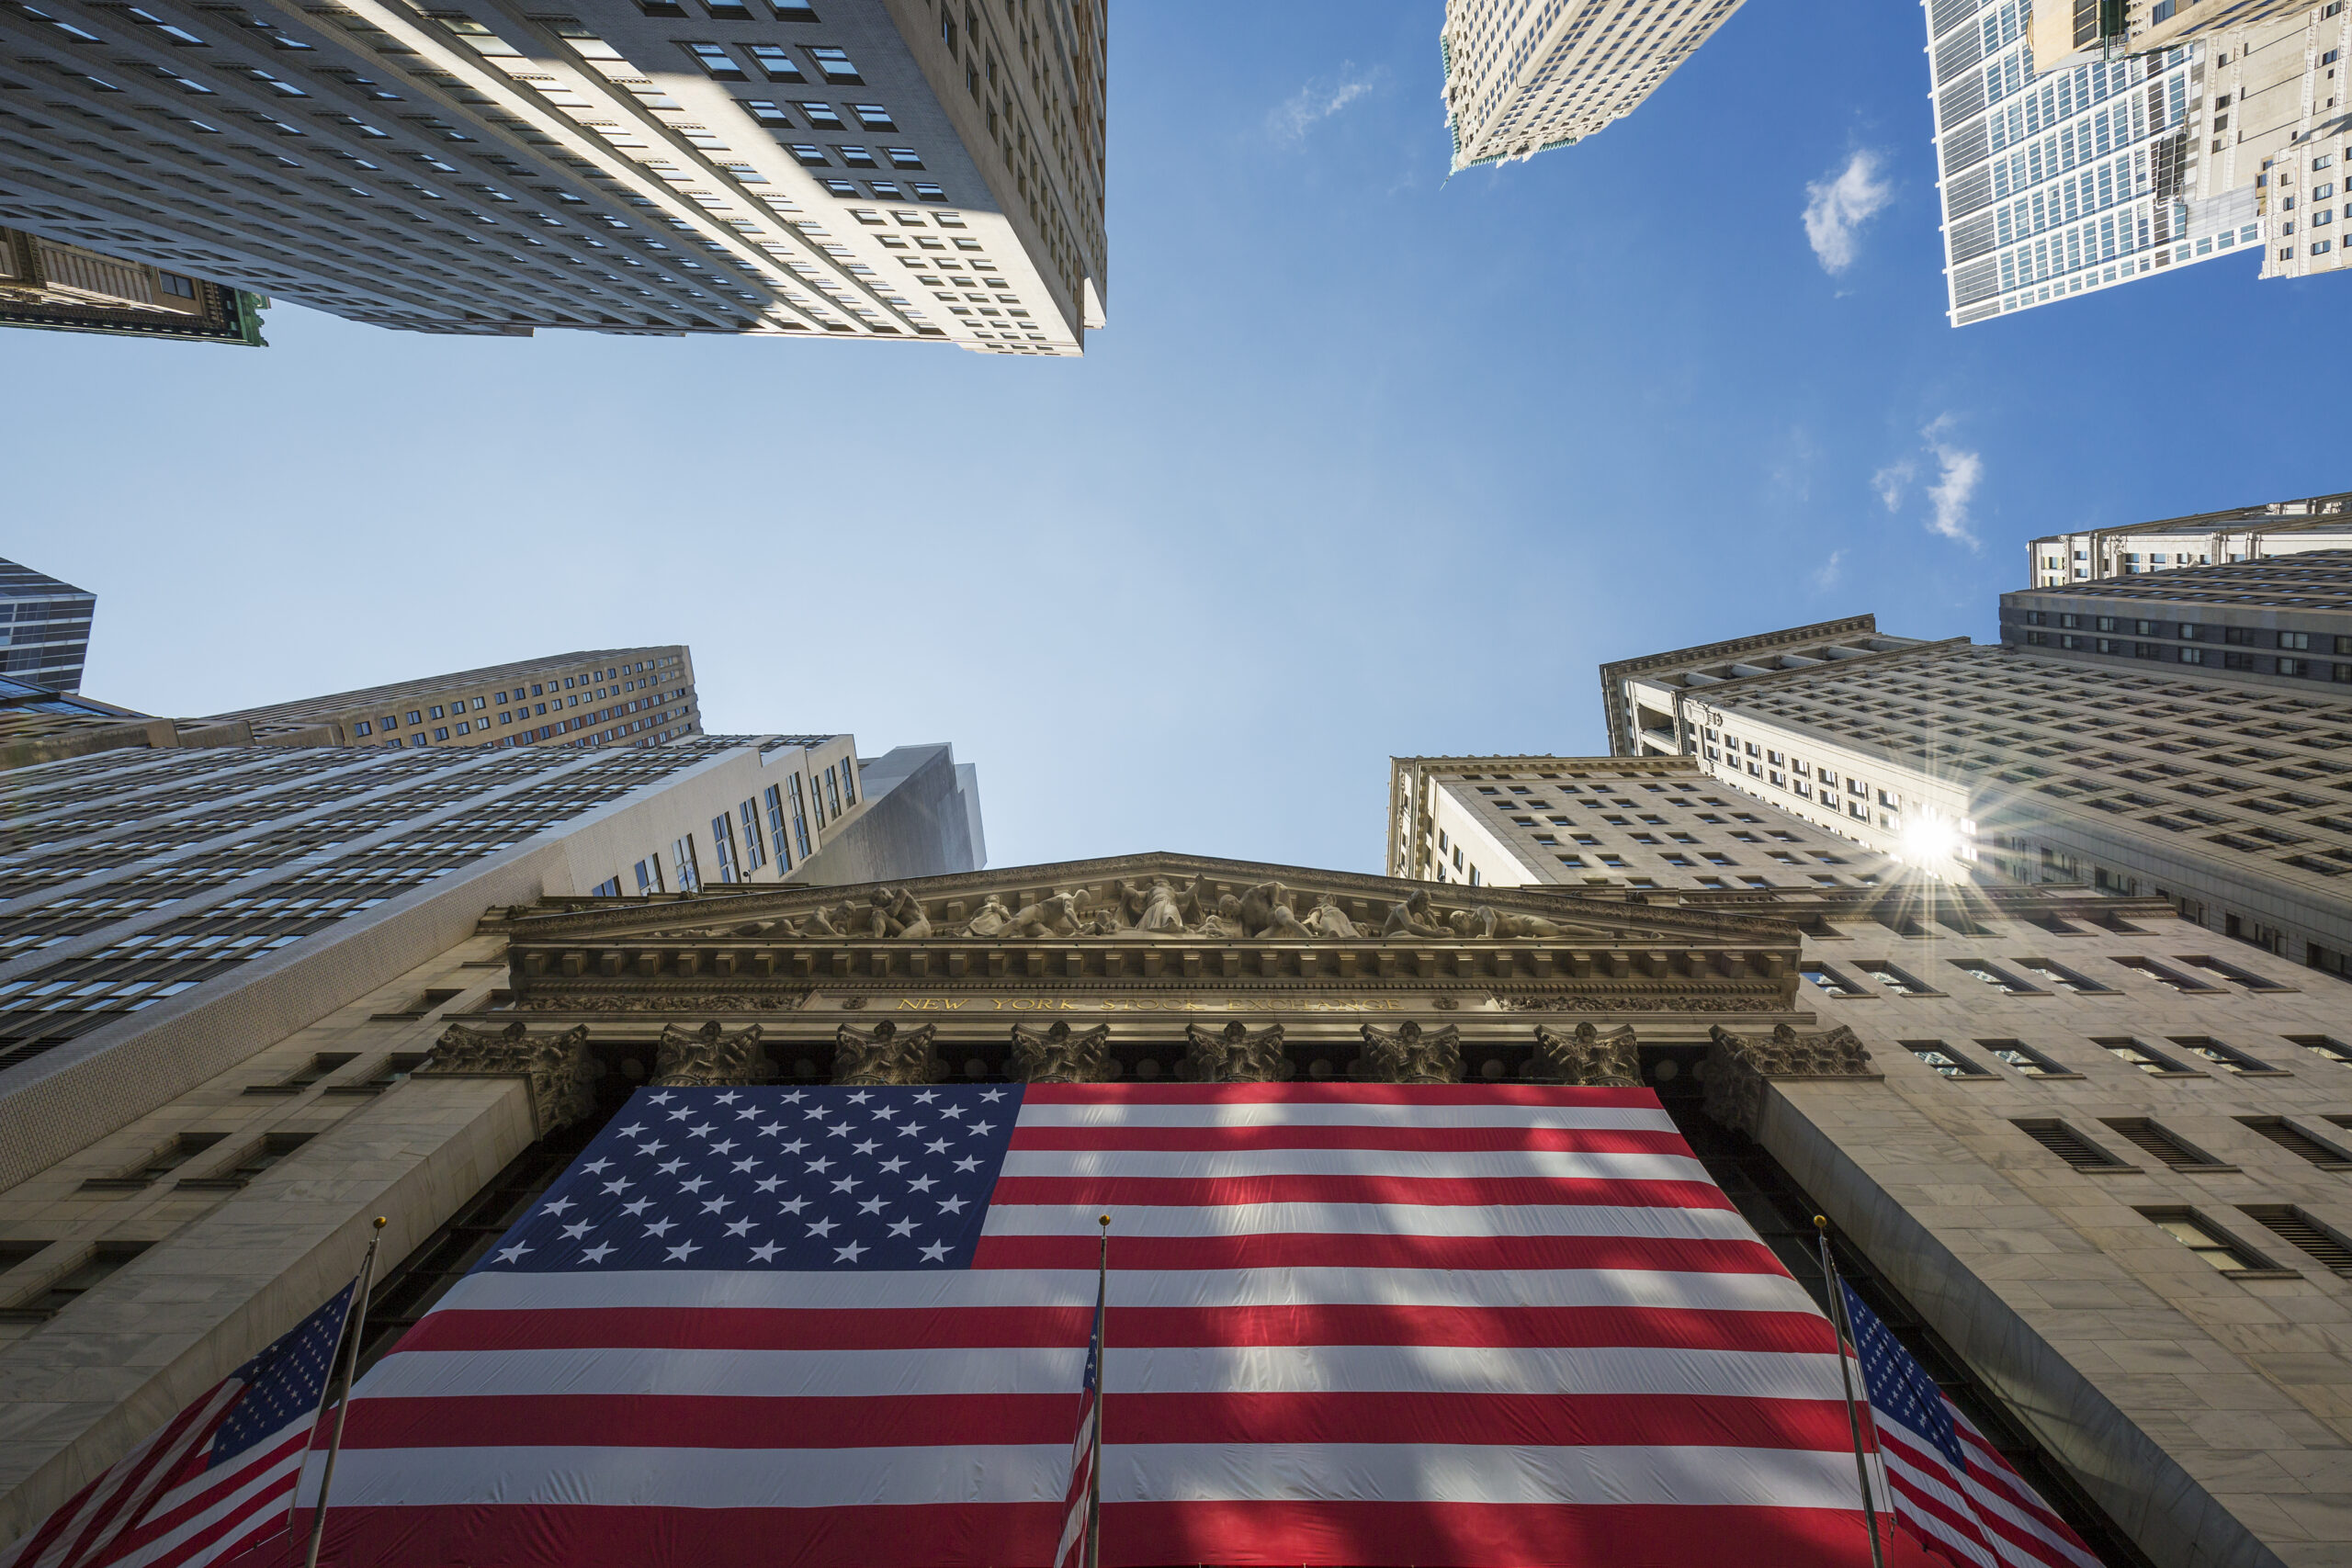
[
  {"left": 2028, "top": 488, "right": 2352, "bottom": 588},
  {"left": 1439, "top": 0, "right": 1746, "bottom": 171},
  {"left": 200, "top": 644, "right": 705, "bottom": 751},
  {"left": 0, "top": 226, "right": 265, "bottom": 344},
  {"left": 0, "top": 0, "right": 1105, "bottom": 352}
]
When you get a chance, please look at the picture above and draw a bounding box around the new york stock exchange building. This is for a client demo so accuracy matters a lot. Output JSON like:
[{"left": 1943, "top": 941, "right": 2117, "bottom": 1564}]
[{"left": 2, "top": 840, "right": 2347, "bottom": 1568}]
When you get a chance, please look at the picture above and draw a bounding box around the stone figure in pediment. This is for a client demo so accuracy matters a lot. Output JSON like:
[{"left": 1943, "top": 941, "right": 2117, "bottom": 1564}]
[
  {"left": 1009, "top": 1020, "right": 1114, "bottom": 1083},
  {"left": 1126, "top": 877, "right": 1188, "bottom": 933},
  {"left": 1193, "top": 893, "right": 1248, "bottom": 938},
  {"left": 1358, "top": 1020, "right": 1464, "bottom": 1084},
  {"left": 961, "top": 894, "right": 1014, "bottom": 937},
  {"left": 1182, "top": 1020, "right": 1289, "bottom": 1082},
  {"left": 1381, "top": 888, "right": 1451, "bottom": 940},
  {"left": 1302, "top": 893, "right": 1359, "bottom": 939},
  {"left": 833, "top": 1019, "right": 945, "bottom": 1085}
]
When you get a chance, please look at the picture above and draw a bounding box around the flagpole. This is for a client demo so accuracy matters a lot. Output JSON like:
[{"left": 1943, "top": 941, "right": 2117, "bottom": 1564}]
[
  {"left": 304, "top": 1215, "right": 388, "bottom": 1568},
  {"left": 1086, "top": 1213, "right": 1108, "bottom": 1568},
  {"left": 1815, "top": 1216, "right": 1886, "bottom": 1568}
]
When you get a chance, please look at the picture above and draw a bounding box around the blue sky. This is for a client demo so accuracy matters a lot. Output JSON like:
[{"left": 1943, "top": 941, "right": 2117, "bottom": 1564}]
[{"left": 6, "top": 1, "right": 2346, "bottom": 877}]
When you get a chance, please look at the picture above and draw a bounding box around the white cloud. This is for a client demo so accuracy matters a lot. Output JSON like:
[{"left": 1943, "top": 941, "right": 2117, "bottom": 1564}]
[
  {"left": 1871, "top": 458, "right": 1916, "bottom": 512},
  {"left": 1924, "top": 439, "right": 1984, "bottom": 546},
  {"left": 1813, "top": 549, "right": 1847, "bottom": 591},
  {"left": 1803, "top": 150, "right": 1894, "bottom": 274},
  {"left": 1270, "top": 66, "right": 1379, "bottom": 143}
]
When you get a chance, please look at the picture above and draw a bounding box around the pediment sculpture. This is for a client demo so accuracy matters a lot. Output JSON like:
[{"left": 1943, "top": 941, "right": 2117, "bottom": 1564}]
[
  {"left": 1008, "top": 1020, "right": 1114, "bottom": 1084},
  {"left": 1182, "top": 1020, "right": 1290, "bottom": 1083},
  {"left": 652, "top": 1020, "right": 764, "bottom": 1088},
  {"left": 1702, "top": 1022, "right": 1874, "bottom": 1135},
  {"left": 1532, "top": 1022, "right": 1641, "bottom": 1087},
  {"left": 420, "top": 1021, "right": 594, "bottom": 1135},
  {"left": 832, "top": 1019, "right": 945, "bottom": 1085},
  {"left": 1357, "top": 1021, "right": 1464, "bottom": 1084}
]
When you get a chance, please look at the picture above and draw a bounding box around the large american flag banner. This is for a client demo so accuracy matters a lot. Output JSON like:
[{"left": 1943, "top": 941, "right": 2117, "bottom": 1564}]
[
  {"left": 1, "top": 1283, "right": 351, "bottom": 1568},
  {"left": 302, "top": 1082, "right": 1920, "bottom": 1567},
  {"left": 1842, "top": 1283, "right": 2101, "bottom": 1568}
]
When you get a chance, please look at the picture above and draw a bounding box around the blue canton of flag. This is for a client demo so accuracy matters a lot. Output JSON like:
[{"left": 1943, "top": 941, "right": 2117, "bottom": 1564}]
[
  {"left": 479, "top": 1085, "right": 1023, "bottom": 1274},
  {"left": 211, "top": 1282, "right": 353, "bottom": 1464},
  {"left": 1841, "top": 1283, "right": 1967, "bottom": 1471}
]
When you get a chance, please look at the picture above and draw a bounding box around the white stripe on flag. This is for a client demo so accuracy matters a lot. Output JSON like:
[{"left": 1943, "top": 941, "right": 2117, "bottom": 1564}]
[
  {"left": 998, "top": 1148, "right": 1707, "bottom": 1181},
  {"left": 359, "top": 1343, "right": 1851, "bottom": 1403},
  {"left": 105, "top": 1443, "right": 309, "bottom": 1568},
  {"left": 420, "top": 1264, "right": 1822, "bottom": 1317},
  {"left": 304, "top": 1440, "right": 1873, "bottom": 1512}
]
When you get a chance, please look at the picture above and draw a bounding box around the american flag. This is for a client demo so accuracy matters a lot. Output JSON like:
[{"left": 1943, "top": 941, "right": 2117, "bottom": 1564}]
[
  {"left": 1054, "top": 1255, "right": 1105, "bottom": 1568},
  {"left": 1841, "top": 1283, "right": 2102, "bottom": 1568},
  {"left": 305, "top": 1082, "right": 1908, "bottom": 1567},
  {"left": 0, "top": 1283, "right": 352, "bottom": 1568}
]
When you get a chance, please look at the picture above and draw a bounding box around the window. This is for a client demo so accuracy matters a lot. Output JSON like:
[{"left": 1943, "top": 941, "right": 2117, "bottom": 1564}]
[
  {"left": 739, "top": 799, "right": 767, "bottom": 873},
  {"left": 159, "top": 270, "right": 197, "bottom": 299},
  {"left": 887, "top": 146, "right": 923, "bottom": 168},
  {"left": 181, "top": 1132, "right": 317, "bottom": 1190},
  {"left": 2177, "top": 954, "right": 2290, "bottom": 991},
  {"left": 746, "top": 43, "right": 803, "bottom": 80},
  {"left": 2142, "top": 1209, "right": 2274, "bottom": 1275},
  {"left": 787, "top": 143, "right": 831, "bottom": 165},
  {"left": 1949, "top": 958, "right": 2044, "bottom": 994},
  {"left": 2109, "top": 956, "right": 2219, "bottom": 992},
  {"left": 746, "top": 99, "right": 791, "bottom": 126},
  {"left": 808, "top": 44, "right": 862, "bottom": 82},
  {"left": 244, "top": 1051, "right": 358, "bottom": 1095},
  {"left": 772, "top": 1, "right": 818, "bottom": 17},
  {"left": 851, "top": 102, "right": 897, "bottom": 130},
  {"left": 799, "top": 102, "right": 845, "bottom": 129},
  {"left": 1979, "top": 1039, "right": 2075, "bottom": 1077},
  {"left": 672, "top": 835, "right": 702, "bottom": 893},
  {"left": 633, "top": 855, "right": 663, "bottom": 894},
  {"left": 788, "top": 773, "right": 812, "bottom": 856},
  {"left": 683, "top": 41, "right": 743, "bottom": 78},
  {"left": 2286, "top": 1033, "right": 2352, "bottom": 1067},
  {"left": 1905, "top": 1041, "right": 1993, "bottom": 1078},
  {"left": 2095, "top": 1037, "right": 2196, "bottom": 1076},
  {"left": 1853, "top": 960, "right": 1939, "bottom": 996},
  {"left": 2241, "top": 1207, "right": 2352, "bottom": 1277},
  {"left": 2014, "top": 1120, "right": 2129, "bottom": 1169},
  {"left": 1800, "top": 963, "right": 1868, "bottom": 998},
  {"left": 5, "top": 1243, "right": 152, "bottom": 1317},
  {"left": 824, "top": 763, "right": 843, "bottom": 816},
  {"left": 2167, "top": 1035, "right": 2279, "bottom": 1076},
  {"left": 84, "top": 1134, "right": 223, "bottom": 1190},
  {"left": 2239, "top": 1118, "right": 2352, "bottom": 1170},
  {"left": 2012, "top": 956, "right": 2111, "bottom": 994},
  {"left": 2103, "top": 1119, "right": 2229, "bottom": 1170}
]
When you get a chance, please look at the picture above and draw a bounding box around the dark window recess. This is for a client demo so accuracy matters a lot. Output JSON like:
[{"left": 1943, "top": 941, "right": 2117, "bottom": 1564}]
[
  {"left": 245, "top": 1052, "right": 358, "bottom": 1095},
  {"left": 0, "top": 1241, "right": 48, "bottom": 1276},
  {"left": 328, "top": 1052, "right": 432, "bottom": 1095},
  {"left": 81, "top": 1132, "right": 225, "bottom": 1190},
  {"left": 371, "top": 988, "right": 462, "bottom": 1021},
  {"left": 2242, "top": 1206, "right": 2352, "bottom": 1275},
  {"left": 0, "top": 1242, "right": 152, "bottom": 1321},
  {"left": 176, "top": 1132, "right": 315, "bottom": 1190},
  {"left": 2015, "top": 1119, "right": 2129, "bottom": 1168},
  {"left": 2239, "top": 1117, "right": 2352, "bottom": 1169},
  {"left": 2102, "top": 1118, "right": 2227, "bottom": 1170}
]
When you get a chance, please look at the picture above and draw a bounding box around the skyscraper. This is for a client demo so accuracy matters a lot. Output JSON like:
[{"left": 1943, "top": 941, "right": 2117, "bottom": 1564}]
[
  {"left": 0, "top": 559, "right": 95, "bottom": 693},
  {"left": 0, "top": 226, "right": 266, "bottom": 344},
  {"left": 1927, "top": 0, "right": 2244, "bottom": 325},
  {"left": 201, "top": 645, "right": 705, "bottom": 750},
  {"left": 1438, "top": 0, "right": 1745, "bottom": 171},
  {"left": 1601, "top": 612, "right": 2352, "bottom": 981},
  {"left": 2026, "top": 488, "right": 2352, "bottom": 586},
  {"left": 0, "top": 0, "right": 1106, "bottom": 353}
]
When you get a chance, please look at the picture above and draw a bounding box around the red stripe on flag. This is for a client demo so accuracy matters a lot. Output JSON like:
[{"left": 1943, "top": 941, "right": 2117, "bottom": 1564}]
[
  {"left": 332, "top": 1390, "right": 1868, "bottom": 1454},
  {"left": 971, "top": 1230, "right": 1784, "bottom": 1274},
  {"left": 395, "top": 1302, "right": 1838, "bottom": 1355},
  {"left": 986, "top": 1173, "right": 1738, "bottom": 1211},
  {"left": 1018, "top": 1084, "right": 1668, "bottom": 1108},
  {"left": 305, "top": 1499, "right": 1931, "bottom": 1568},
  {"left": 1008, "top": 1124, "right": 1696, "bottom": 1155}
]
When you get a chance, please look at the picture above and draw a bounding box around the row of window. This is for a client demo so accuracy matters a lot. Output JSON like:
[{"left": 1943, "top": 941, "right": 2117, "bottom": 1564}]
[
  {"left": 614, "top": 759, "right": 854, "bottom": 896},
  {"left": 2026, "top": 630, "right": 2352, "bottom": 682},
  {"left": 1905, "top": 1025, "right": 2339, "bottom": 1083},
  {"left": 350, "top": 658, "right": 674, "bottom": 736},
  {"left": 2024, "top": 612, "right": 2348, "bottom": 651},
  {"left": 1806, "top": 951, "right": 2281, "bottom": 1001},
  {"left": 377, "top": 695, "right": 681, "bottom": 748}
]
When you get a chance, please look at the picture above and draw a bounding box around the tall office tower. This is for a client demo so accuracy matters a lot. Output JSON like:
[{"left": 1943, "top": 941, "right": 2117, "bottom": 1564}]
[
  {"left": 2027, "top": 488, "right": 2352, "bottom": 586},
  {"left": 2032, "top": 0, "right": 2318, "bottom": 64},
  {"left": 1438, "top": 0, "right": 1745, "bottom": 171},
  {"left": 1387, "top": 753, "right": 1896, "bottom": 895},
  {"left": 1602, "top": 613, "right": 2352, "bottom": 980},
  {"left": 0, "top": 726, "right": 980, "bottom": 1077},
  {"left": 0, "top": 0, "right": 1106, "bottom": 354},
  {"left": 1927, "top": 0, "right": 2255, "bottom": 325},
  {"left": 202, "top": 645, "right": 704, "bottom": 750},
  {"left": 2003, "top": 548, "right": 2352, "bottom": 699},
  {"left": 0, "top": 226, "right": 266, "bottom": 343},
  {"left": 1379, "top": 760, "right": 2352, "bottom": 1568},
  {"left": 0, "top": 559, "right": 94, "bottom": 693}
]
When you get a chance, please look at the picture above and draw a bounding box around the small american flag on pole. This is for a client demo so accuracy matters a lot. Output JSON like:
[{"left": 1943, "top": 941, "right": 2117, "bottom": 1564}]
[
  {"left": 1841, "top": 1283, "right": 2101, "bottom": 1568},
  {"left": 0, "top": 1283, "right": 354, "bottom": 1568},
  {"left": 1055, "top": 1228, "right": 1106, "bottom": 1568}
]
